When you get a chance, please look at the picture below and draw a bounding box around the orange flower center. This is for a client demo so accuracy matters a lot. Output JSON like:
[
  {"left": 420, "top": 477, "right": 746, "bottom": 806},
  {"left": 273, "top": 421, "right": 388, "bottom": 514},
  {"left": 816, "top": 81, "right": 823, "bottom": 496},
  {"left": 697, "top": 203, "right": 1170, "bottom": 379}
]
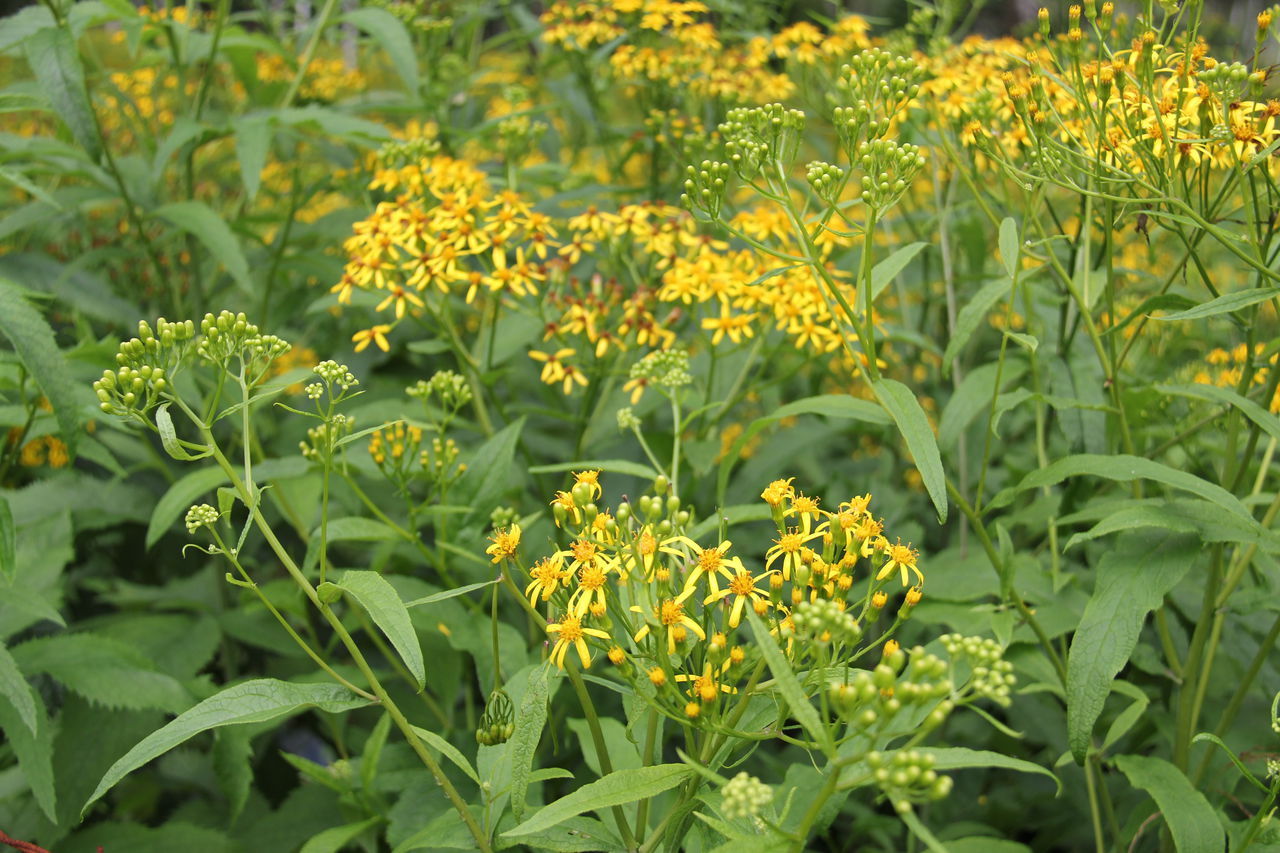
[
  {"left": 659, "top": 599, "right": 685, "bottom": 625},
  {"left": 557, "top": 616, "right": 584, "bottom": 643},
  {"left": 729, "top": 571, "right": 756, "bottom": 597}
]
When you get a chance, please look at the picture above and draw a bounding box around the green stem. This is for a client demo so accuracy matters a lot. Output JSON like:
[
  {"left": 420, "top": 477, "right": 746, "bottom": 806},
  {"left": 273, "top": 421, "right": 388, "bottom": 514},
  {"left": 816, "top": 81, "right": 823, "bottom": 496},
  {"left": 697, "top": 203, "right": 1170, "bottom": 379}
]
[
  {"left": 279, "top": 0, "right": 342, "bottom": 109},
  {"left": 566, "top": 661, "right": 636, "bottom": 849}
]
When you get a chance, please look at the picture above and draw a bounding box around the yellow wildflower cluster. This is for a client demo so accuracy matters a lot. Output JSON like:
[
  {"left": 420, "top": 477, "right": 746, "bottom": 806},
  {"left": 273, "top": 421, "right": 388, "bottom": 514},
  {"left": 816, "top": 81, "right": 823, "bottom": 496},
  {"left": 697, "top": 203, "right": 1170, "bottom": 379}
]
[
  {"left": 492, "top": 471, "right": 924, "bottom": 725},
  {"left": 1194, "top": 344, "right": 1280, "bottom": 413},
  {"left": 255, "top": 54, "right": 368, "bottom": 102}
]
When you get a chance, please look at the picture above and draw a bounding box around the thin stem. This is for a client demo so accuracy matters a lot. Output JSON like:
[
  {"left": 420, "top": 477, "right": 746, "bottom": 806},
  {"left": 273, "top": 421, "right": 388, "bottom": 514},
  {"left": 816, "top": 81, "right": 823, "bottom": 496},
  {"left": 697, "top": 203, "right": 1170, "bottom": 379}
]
[{"left": 566, "top": 661, "right": 636, "bottom": 849}]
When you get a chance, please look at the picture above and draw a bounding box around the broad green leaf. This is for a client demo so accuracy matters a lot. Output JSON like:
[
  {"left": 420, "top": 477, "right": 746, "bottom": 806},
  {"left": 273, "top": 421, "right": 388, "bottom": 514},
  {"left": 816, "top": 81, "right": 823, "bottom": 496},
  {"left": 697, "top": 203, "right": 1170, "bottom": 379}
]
[
  {"left": 336, "top": 570, "right": 424, "bottom": 688},
  {"left": 746, "top": 608, "right": 833, "bottom": 756},
  {"left": 153, "top": 201, "right": 253, "bottom": 294},
  {"left": 510, "top": 665, "right": 556, "bottom": 821},
  {"left": 924, "top": 747, "right": 1060, "bottom": 794},
  {"left": 898, "top": 808, "right": 950, "bottom": 853},
  {"left": 24, "top": 27, "right": 101, "bottom": 161},
  {"left": 872, "top": 378, "right": 947, "bottom": 523},
  {"left": 0, "top": 640, "right": 36, "bottom": 734},
  {"left": 1105, "top": 293, "right": 1197, "bottom": 336},
  {"left": 990, "top": 454, "right": 1252, "bottom": 521},
  {"left": 0, "top": 495, "right": 13, "bottom": 583},
  {"left": 869, "top": 241, "right": 927, "bottom": 302},
  {"left": 716, "top": 394, "right": 890, "bottom": 506},
  {"left": 342, "top": 7, "right": 419, "bottom": 94},
  {"left": 1067, "top": 533, "right": 1199, "bottom": 763},
  {"left": 528, "top": 459, "right": 659, "bottom": 480},
  {"left": 234, "top": 115, "right": 272, "bottom": 202},
  {"left": 12, "top": 632, "right": 191, "bottom": 713},
  {"left": 409, "top": 725, "right": 479, "bottom": 784},
  {"left": 998, "top": 217, "right": 1019, "bottom": 279},
  {"left": 299, "top": 817, "right": 381, "bottom": 853},
  {"left": 145, "top": 457, "right": 309, "bottom": 548},
  {"left": 0, "top": 278, "right": 82, "bottom": 460},
  {"left": 1114, "top": 754, "right": 1224, "bottom": 853},
  {"left": 503, "top": 764, "right": 691, "bottom": 838},
  {"left": 1153, "top": 287, "right": 1280, "bottom": 321},
  {"left": 405, "top": 579, "right": 499, "bottom": 609},
  {"left": 360, "top": 711, "right": 393, "bottom": 792},
  {"left": 494, "top": 817, "right": 622, "bottom": 852},
  {"left": 0, "top": 681, "right": 56, "bottom": 821},
  {"left": 212, "top": 726, "right": 253, "bottom": 821},
  {"left": 1158, "top": 382, "right": 1280, "bottom": 445},
  {"left": 1062, "top": 498, "right": 1276, "bottom": 552},
  {"left": 155, "top": 403, "right": 211, "bottom": 461},
  {"left": 319, "top": 516, "right": 400, "bottom": 543},
  {"left": 938, "top": 362, "right": 1026, "bottom": 452},
  {"left": 460, "top": 417, "right": 524, "bottom": 521},
  {"left": 942, "top": 277, "right": 1009, "bottom": 376},
  {"left": 85, "top": 678, "right": 370, "bottom": 813}
]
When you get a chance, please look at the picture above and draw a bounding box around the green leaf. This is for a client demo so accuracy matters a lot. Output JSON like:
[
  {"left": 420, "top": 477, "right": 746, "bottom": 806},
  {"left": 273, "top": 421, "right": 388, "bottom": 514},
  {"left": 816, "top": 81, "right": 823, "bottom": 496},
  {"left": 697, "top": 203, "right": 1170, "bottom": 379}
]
[
  {"left": 924, "top": 747, "right": 1060, "bottom": 794},
  {"left": 716, "top": 394, "right": 890, "bottom": 506},
  {"left": 155, "top": 403, "right": 212, "bottom": 461},
  {"left": 872, "top": 378, "right": 947, "bottom": 523},
  {"left": 360, "top": 711, "right": 392, "bottom": 793},
  {"left": 0, "top": 640, "right": 37, "bottom": 734},
  {"left": 509, "top": 665, "right": 556, "bottom": 821},
  {"left": 152, "top": 201, "right": 253, "bottom": 294},
  {"left": 319, "top": 516, "right": 401, "bottom": 543},
  {"left": 1062, "top": 498, "right": 1276, "bottom": 552},
  {"left": 746, "top": 608, "right": 833, "bottom": 756},
  {"left": 0, "top": 278, "right": 82, "bottom": 460},
  {"left": 942, "top": 277, "right": 1009, "bottom": 376},
  {"left": 24, "top": 26, "right": 101, "bottom": 161},
  {"left": 459, "top": 417, "right": 524, "bottom": 521},
  {"left": 1114, "top": 754, "right": 1224, "bottom": 853},
  {"left": 0, "top": 495, "right": 14, "bottom": 584},
  {"left": 503, "top": 764, "right": 691, "bottom": 838},
  {"left": 335, "top": 570, "right": 424, "bottom": 688},
  {"left": 990, "top": 454, "right": 1252, "bottom": 521},
  {"left": 1191, "top": 733, "right": 1270, "bottom": 794},
  {"left": 898, "top": 808, "right": 950, "bottom": 853},
  {"left": 1157, "top": 382, "right": 1280, "bottom": 445},
  {"left": 1105, "top": 293, "right": 1197, "bottom": 336},
  {"left": 0, "top": 680, "right": 56, "bottom": 821},
  {"left": 84, "top": 678, "right": 370, "bottom": 814},
  {"left": 409, "top": 725, "right": 479, "bottom": 784},
  {"left": 1066, "top": 533, "right": 1199, "bottom": 763},
  {"left": 299, "top": 817, "right": 381, "bottom": 853},
  {"left": 342, "top": 7, "right": 419, "bottom": 94},
  {"left": 1153, "top": 287, "right": 1280, "bottom": 321},
  {"left": 404, "top": 579, "right": 499, "bottom": 608},
  {"left": 869, "top": 241, "right": 927, "bottom": 302},
  {"left": 212, "top": 726, "right": 253, "bottom": 822},
  {"left": 234, "top": 115, "right": 272, "bottom": 202},
  {"left": 147, "top": 466, "right": 226, "bottom": 548},
  {"left": 11, "top": 632, "right": 191, "bottom": 712},
  {"left": 998, "top": 217, "right": 1020, "bottom": 279},
  {"left": 528, "top": 459, "right": 659, "bottom": 480}
]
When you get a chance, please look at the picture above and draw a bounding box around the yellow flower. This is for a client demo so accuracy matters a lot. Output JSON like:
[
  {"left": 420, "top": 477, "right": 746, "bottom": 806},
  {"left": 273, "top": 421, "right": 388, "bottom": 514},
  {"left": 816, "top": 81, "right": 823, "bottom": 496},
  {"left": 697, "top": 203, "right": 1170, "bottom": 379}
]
[
  {"left": 765, "top": 526, "right": 822, "bottom": 581},
  {"left": 705, "top": 568, "right": 775, "bottom": 628},
  {"left": 546, "top": 614, "right": 610, "bottom": 669},
  {"left": 633, "top": 587, "right": 706, "bottom": 654},
  {"left": 877, "top": 540, "right": 923, "bottom": 587},
  {"left": 675, "top": 537, "right": 743, "bottom": 596},
  {"left": 486, "top": 524, "right": 522, "bottom": 563},
  {"left": 761, "top": 477, "right": 795, "bottom": 507},
  {"left": 573, "top": 469, "right": 602, "bottom": 499},
  {"left": 524, "top": 555, "right": 569, "bottom": 603},
  {"left": 352, "top": 324, "right": 392, "bottom": 353}
]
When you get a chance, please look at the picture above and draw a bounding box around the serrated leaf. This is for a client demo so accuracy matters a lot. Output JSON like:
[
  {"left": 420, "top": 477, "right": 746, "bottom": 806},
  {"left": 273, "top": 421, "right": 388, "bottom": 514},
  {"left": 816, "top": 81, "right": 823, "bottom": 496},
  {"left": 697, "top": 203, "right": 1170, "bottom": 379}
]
[
  {"left": 0, "top": 278, "right": 81, "bottom": 460},
  {"left": 503, "top": 764, "right": 691, "bottom": 838},
  {"left": 746, "top": 608, "right": 833, "bottom": 756},
  {"left": 872, "top": 378, "right": 947, "bottom": 523},
  {"left": 0, "top": 682, "right": 56, "bottom": 821},
  {"left": 409, "top": 725, "right": 479, "bottom": 784},
  {"left": 716, "top": 394, "right": 890, "bottom": 506},
  {"left": 510, "top": 665, "right": 556, "bottom": 821},
  {"left": 1114, "top": 754, "right": 1224, "bottom": 853},
  {"left": 923, "top": 747, "right": 1060, "bottom": 794},
  {"left": 342, "top": 7, "right": 419, "bottom": 94},
  {"left": 1066, "top": 533, "right": 1199, "bottom": 763},
  {"left": 11, "top": 632, "right": 191, "bottom": 712},
  {"left": 24, "top": 26, "right": 101, "bottom": 161},
  {"left": 234, "top": 115, "right": 271, "bottom": 201},
  {"left": 528, "top": 459, "right": 659, "bottom": 479},
  {"left": 0, "top": 639, "right": 37, "bottom": 734},
  {"left": 942, "top": 277, "right": 1009, "bottom": 376},
  {"left": 84, "top": 678, "right": 370, "bottom": 813},
  {"left": 299, "top": 817, "right": 381, "bottom": 853},
  {"left": 869, "top": 241, "right": 927, "bottom": 302},
  {"left": 336, "top": 570, "right": 424, "bottom": 688},
  {"left": 1153, "top": 287, "right": 1280, "bottom": 321},
  {"left": 153, "top": 200, "right": 253, "bottom": 294},
  {"left": 1158, "top": 382, "right": 1280, "bottom": 444},
  {"left": 404, "top": 578, "right": 499, "bottom": 608}
]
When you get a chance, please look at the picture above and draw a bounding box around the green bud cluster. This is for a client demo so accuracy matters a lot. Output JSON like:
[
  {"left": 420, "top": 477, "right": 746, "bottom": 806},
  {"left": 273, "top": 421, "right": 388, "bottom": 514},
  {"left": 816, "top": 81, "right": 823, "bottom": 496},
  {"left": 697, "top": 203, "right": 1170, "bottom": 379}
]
[
  {"left": 805, "top": 160, "right": 846, "bottom": 205},
  {"left": 829, "top": 645, "right": 955, "bottom": 729},
  {"left": 196, "top": 311, "right": 291, "bottom": 371},
  {"left": 300, "top": 414, "right": 354, "bottom": 461},
  {"left": 835, "top": 49, "right": 923, "bottom": 121},
  {"left": 497, "top": 114, "right": 548, "bottom": 164},
  {"left": 792, "top": 598, "right": 862, "bottom": 644},
  {"left": 314, "top": 360, "right": 359, "bottom": 392},
  {"left": 720, "top": 772, "right": 772, "bottom": 820},
  {"left": 184, "top": 503, "right": 219, "bottom": 534},
  {"left": 853, "top": 139, "right": 927, "bottom": 212},
  {"left": 476, "top": 689, "right": 515, "bottom": 746},
  {"left": 866, "top": 749, "right": 953, "bottom": 810},
  {"left": 1198, "top": 61, "right": 1251, "bottom": 107},
  {"left": 681, "top": 160, "right": 730, "bottom": 220},
  {"left": 376, "top": 135, "right": 441, "bottom": 168},
  {"left": 490, "top": 506, "right": 517, "bottom": 528},
  {"left": 407, "top": 370, "right": 472, "bottom": 413},
  {"left": 718, "top": 104, "right": 806, "bottom": 179},
  {"left": 941, "top": 633, "right": 1016, "bottom": 706},
  {"left": 94, "top": 317, "right": 196, "bottom": 417},
  {"left": 630, "top": 349, "right": 692, "bottom": 389},
  {"left": 616, "top": 406, "right": 641, "bottom": 430}
]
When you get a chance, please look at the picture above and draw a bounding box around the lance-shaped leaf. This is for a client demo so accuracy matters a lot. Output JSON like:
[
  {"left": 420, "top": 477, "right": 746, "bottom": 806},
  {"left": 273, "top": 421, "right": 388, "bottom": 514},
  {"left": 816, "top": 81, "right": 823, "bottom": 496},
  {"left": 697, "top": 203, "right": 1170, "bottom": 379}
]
[
  {"left": 335, "top": 570, "right": 425, "bottom": 688},
  {"left": 0, "top": 278, "right": 82, "bottom": 460},
  {"left": 746, "top": 607, "right": 834, "bottom": 756},
  {"left": 503, "top": 764, "right": 691, "bottom": 838},
  {"left": 872, "top": 378, "right": 947, "bottom": 523},
  {"left": 1114, "top": 754, "right": 1224, "bottom": 853},
  {"left": 24, "top": 26, "right": 100, "bottom": 161}
]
